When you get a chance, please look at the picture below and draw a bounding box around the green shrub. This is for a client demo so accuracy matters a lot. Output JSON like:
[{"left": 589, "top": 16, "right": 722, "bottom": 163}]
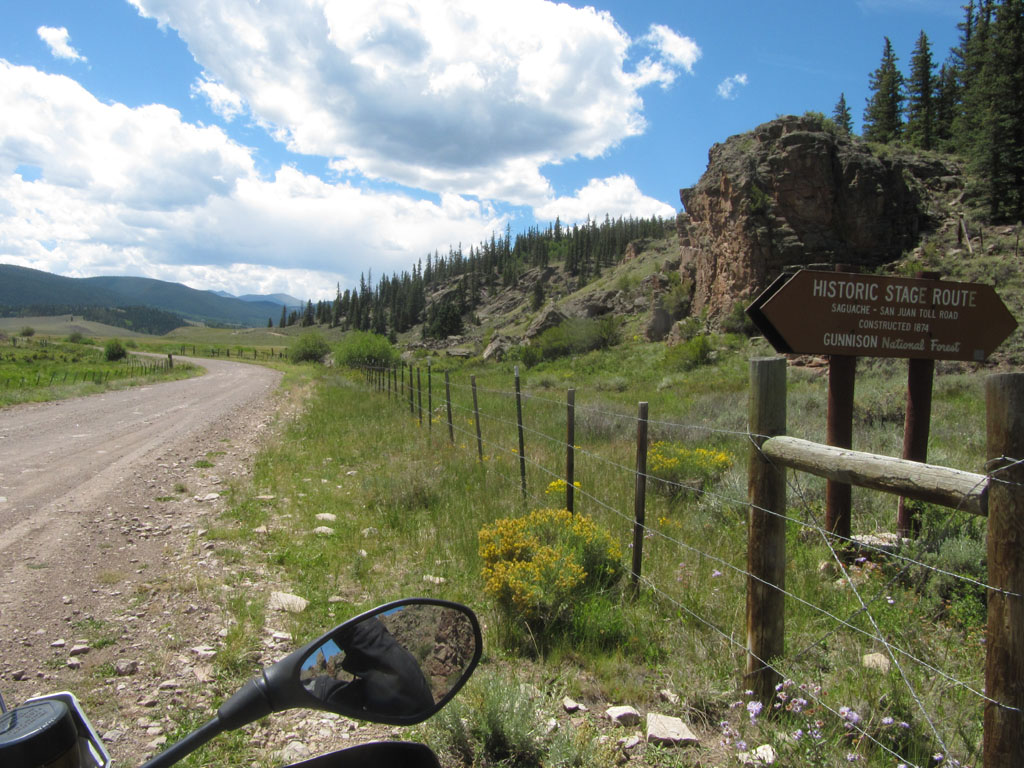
[
  {"left": 19, "top": 326, "right": 35, "bottom": 337},
  {"left": 333, "top": 331, "right": 398, "bottom": 368},
  {"left": 532, "top": 316, "right": 621, "bottom": 361},
  {"left": 720, "top": 299, "right": 757, "bottom": 336},
  {"left": 898, "top": 503, "right": 987, "bottom": 633},
  {"left": 479, "top": 508, "right": 623, "bottom": 642},
  {"left": 287, "top": 331, "right": 331, "bottom": 363},
  {"left": 512, "top": 344, "right": 543, "bottom": 368},
  {"left": 647, "top": 441, "right": 732, "bottom": 497},
  {"left": 66, "top": 331, "right": 91, "bottom": 344},
  {"left": 664, "top": 334, "right": 713, "bottom": 370},
  {"left": 427, "top": 672, "right": 545, "bottom": 767},
  {"left": 104, "top": 339, "right": 127, "bottom": 361},
  {"left": 661, "top": 274, "right": 694, "bottom": 319}
]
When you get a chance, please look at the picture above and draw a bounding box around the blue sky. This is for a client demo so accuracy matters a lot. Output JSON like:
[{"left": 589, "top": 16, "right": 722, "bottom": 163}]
[{"left": 1, "top": 1, "right": 963, "bottom": 301}]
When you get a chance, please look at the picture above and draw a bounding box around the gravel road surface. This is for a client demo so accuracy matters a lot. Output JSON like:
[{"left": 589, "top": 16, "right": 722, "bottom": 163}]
[{"left": 0, "top": 357, "right": 284, "bottom": 761}]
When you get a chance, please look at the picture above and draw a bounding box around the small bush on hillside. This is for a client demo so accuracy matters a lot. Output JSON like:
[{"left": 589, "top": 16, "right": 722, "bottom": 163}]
[
  {"left": 664, "top": 334, "right": 713, "bottom": 370},
  {"left": 66, "top": 331, "right": 91, "bottom": 344},
  {"left": 333, "top": 331, "right": 398, "bottom": 368},
  {"left": 510, "top": 344, "right": 543, "bottom": 368},
  {"left": 288, "top": 331, "right": 330, "bottom": 363},
  {"left": 532, "top": 316, "right": 621, "bottom": 361},
  {"left": 720, "top": 299, "right": 757, "bottom": 336},
  {"left": 479, "top": 508, "right": 622, "bottom": 647},
  {"left": 104, "top": 339, "right": 127, "bottom": 361},
  {"left": 19, "top": 326, "right": 35, "bottom": 337},
  {"left": 661, "top": 273, "right": 694, "bottom": 319}
]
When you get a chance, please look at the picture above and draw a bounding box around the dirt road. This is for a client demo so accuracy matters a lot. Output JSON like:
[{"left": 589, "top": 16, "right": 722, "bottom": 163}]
[{"left": 0, "top": 357, "right": 284, "bottom": 760}]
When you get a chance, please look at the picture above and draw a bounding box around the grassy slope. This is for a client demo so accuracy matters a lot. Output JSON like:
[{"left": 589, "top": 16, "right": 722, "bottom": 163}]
[{"left": 0, "top": 315, "right": 152, "bottom": 339}]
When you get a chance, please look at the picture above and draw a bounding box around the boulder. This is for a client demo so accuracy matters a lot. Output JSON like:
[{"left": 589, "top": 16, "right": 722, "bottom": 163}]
[
  {"left": 606, "top": 705, "right": 641, "bottom": 727},
  {"left": 645, "top": 307, "right": 674, "bottom": 342},
  {"left": 525, "top": 304, "right": 568, "bottom": 339},
  {"left": 483, "top": 335, "right": 514, "bottom": 362},
  {"left": 645, "top": 713, "right": 698, "bottom": 746},
  {"left": 678, "top": 115, "right": 962, "bottom": 320}
]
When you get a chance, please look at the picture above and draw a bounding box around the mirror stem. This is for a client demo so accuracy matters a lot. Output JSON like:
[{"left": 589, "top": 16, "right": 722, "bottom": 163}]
[
  {"left": 138, "top": 717, "right": 223, "bottom": 768},
  {"left": 139, "top": 677, "right": 273, "bottom": 768}
]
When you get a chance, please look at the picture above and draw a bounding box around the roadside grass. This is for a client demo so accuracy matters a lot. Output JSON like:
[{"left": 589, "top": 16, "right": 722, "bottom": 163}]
[
  {"left": 0, "top": 336, "right": 201, "bottom": 407},
  {"left": 190, "top": 333, "right": 993, "bottom": 767}
]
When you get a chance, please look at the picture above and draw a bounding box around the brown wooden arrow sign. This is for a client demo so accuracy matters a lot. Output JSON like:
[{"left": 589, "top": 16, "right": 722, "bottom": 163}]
[{"left": 746, "top": 269, "right": 1018, "bottom": 361}]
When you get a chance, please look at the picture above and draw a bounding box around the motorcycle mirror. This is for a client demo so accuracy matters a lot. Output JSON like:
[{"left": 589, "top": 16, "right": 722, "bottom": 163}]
[
  {"left": 281, "top": 598, "right": 482, "bottom": 724},
  {"left": 219, "top": 598, "right": 482, "bottom": 729},
  {"left": 142, "top": 599, "right": 481, "bottom": 768}
]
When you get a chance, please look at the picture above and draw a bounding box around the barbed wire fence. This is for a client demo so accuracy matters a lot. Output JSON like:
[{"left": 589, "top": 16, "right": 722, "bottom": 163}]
[{"left": 355, "top": 359, "right": 1024, "bottom": 767}]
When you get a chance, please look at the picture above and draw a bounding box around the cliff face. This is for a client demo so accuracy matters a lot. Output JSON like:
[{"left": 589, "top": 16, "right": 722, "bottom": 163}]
[{"left": 678, "top": 116, "right": 963, "bottom": 317}]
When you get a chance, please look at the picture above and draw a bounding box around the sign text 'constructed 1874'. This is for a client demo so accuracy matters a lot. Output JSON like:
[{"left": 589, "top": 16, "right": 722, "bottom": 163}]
[{"left": 746, "top": 270, "right": 1017, "bottom": 362}]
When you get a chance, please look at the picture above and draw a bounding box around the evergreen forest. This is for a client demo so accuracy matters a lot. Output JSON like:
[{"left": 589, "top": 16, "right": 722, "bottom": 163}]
[{"left": 853, "top": 0, "right": 1023, "bottom": 221}]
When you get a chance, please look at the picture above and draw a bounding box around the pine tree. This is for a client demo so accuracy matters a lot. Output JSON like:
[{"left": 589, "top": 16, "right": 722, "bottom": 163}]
[
  {"left": 278, "top": 305, "right": 287, "bottom": 328},
  {"left": 933, "top": 62, "right": 959, "bottom": 149},
  {"left": 986, "top": 0, "right": 1024, "bottom": 219},
  {"left": 832, "top": 93, "right": 854, "bottom": 134},
  {"left": 905, "top": 31, "right": 936, "bottom": 149},
  {"left": 863, "top": 37, "right": 905, "bottom": 144}
]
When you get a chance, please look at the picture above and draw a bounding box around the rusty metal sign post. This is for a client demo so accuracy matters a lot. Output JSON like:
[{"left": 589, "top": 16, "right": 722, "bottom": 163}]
[{"left": 748, "top": 269, "right": 1017, "bottom": 538}]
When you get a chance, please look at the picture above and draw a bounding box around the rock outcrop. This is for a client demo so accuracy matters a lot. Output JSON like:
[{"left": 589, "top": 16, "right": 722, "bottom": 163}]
[{"left": 678, "top": 115, "right": 963, "bottom": 318}]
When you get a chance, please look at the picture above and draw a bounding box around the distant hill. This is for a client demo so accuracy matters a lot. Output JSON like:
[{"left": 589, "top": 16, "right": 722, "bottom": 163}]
[
  {"left": 211, "top": 290, "right": 303, "bottom": 308},
  {"left": 0, "top": 264, "right": 284, "bottom": 328}
]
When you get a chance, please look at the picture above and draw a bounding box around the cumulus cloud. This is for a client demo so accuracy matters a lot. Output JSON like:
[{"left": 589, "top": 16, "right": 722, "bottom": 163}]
[
  {"left": 644, "top": 24, "right": 700, "bottom": 74},
  {"left": 717, "top": 73, "right": 749, "bottom": 100},
  {"left": 37, "top": 26, "right": 86, "bottom": 62},
  {"left": 128, "top": 0, "right": 696, "bottom": 209},
  {"left": 534, "top": 175, "right": 675, "bottom": 225},
  {"left": 191, "top": 75, "right": 246, "bottom": 122},
  {"left": 0, "top": 61, "right": 502, "bottom": 299}
]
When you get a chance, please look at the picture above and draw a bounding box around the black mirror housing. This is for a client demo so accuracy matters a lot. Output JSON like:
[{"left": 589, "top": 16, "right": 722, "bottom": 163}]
[{"left": 225, "top": 598, "right": 481, "bottom": 728}]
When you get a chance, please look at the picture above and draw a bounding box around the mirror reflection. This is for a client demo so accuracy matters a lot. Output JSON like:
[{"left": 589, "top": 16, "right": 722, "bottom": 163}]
[{"left": 299, "top": 603, "right": 476, "bottom": 718}]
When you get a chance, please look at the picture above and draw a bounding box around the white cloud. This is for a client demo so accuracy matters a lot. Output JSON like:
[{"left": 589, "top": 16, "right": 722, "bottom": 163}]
[
  {"left": 37, "top": 26, "right": 87, "bottom": 62},
  {"left": 534, "top": 175, "right": 675, "bottom": 225},
  {"left": 128, "top": 0, "right": 696, "bottom": 210},
  {"left": 0, "top": 61, "right": 502, "bottom": 300},
  {"left": 644, "top": 24, "right": 700, "bottom": 74},
  {"left": 717, "top": 73, "right": 749, "bottom": 100},
  {"left": 190, "top": 75, "right": 246, "bottom": 122}
]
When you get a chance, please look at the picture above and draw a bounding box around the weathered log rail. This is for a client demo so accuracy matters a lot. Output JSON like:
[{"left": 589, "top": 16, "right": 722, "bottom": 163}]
[{"left": 760, "top": 435, "right": 989, "bottom": 517}]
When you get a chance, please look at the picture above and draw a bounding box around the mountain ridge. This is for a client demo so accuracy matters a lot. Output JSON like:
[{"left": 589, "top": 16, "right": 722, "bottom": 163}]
[{"left": 0, "top": 264, "right": 287, "bottom": 328}]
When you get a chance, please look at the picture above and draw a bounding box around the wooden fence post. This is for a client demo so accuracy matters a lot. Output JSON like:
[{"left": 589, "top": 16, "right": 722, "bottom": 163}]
[
  {"left": 445, "top": 371, "right": 454, "bottom": 445},
  {"left": 417, "top": 367, "right": 423, "bottom": 427},
  {"left": 746, "top": 357, "right": 787, "bottom": 704},
  {"left": 471, "top": 375, "right": 483, "bottom": 460},
  {"left": 566, "top": 388, "right": 576, "bottom": 513},
  {"left": 427, "top": 360, "right": 433, "bottom": 433},
  {"left": 631, "top": 401, "right": 649, "bottom": 593},
  {"left": 515, "top": 366, "right": 527, "bottom": 498},
  {"left": 825, "top": 354, "right": 855, "bottom": 539},
  {"left": 408, "top": 364, "right": 415, "bottom": 414},
  {"left": 984, "top": 373, "right": 1024, "bottom": 768}
]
